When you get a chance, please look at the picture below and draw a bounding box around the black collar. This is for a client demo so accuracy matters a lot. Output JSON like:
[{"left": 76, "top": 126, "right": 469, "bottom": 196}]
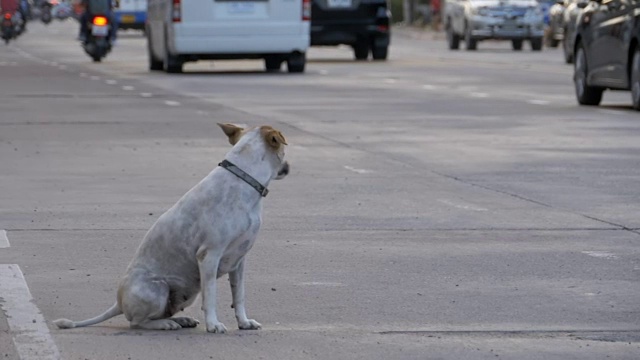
[{"left": 218, "top": 160, "right": 269, "bottom": 197}]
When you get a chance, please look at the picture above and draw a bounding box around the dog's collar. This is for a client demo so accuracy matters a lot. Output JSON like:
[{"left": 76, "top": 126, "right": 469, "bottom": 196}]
[{"left": 219, "top": 160, "right": 269, "bottom": 197}]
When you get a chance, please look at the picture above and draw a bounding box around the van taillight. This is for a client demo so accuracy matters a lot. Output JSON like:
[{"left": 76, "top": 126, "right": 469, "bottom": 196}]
[
  {"left": 172, "top": 0, "right": 181, "bottom": 22},
  {"left": 302, "top": 0, "right": 310, "bottom": 21}
]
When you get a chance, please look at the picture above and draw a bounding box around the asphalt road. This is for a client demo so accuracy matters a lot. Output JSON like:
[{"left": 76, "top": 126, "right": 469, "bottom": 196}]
[{"left": 0, "top": 21, "right": 639, "bottom": 360}]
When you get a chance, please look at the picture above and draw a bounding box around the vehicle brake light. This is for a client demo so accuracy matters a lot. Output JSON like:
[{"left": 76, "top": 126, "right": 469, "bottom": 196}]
[
  {"left": 92, "top": 16, "right": 108, "bottom": 26},
  {"left": 3, "top": 13, "right": 11, "bottom": 20},
  {"left": 377, "top": 25, "right": 389, "bottom": 32},
  {"left": 172, "top": 0, "right": 181, "bottom": 23},
  {"left": 302, "top": 0, "right": 310, "bottom": 21}
]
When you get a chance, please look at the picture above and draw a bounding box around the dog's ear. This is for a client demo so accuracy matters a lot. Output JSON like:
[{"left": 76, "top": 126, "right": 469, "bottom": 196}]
[
  {"left": 217, "top": 123, "right": 244, "bottom": 145},
  {"left": 262, "top": 127, "right": 288, "bottom": 150}
]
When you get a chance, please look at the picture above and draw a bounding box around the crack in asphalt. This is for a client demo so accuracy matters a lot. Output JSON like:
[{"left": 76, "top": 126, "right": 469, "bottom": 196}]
[
  {"left": 272, "top": 121, "right": 640, "bottom": 238},
  {"left": 378, "top": 329, "right": 640, "bottom": 343}
]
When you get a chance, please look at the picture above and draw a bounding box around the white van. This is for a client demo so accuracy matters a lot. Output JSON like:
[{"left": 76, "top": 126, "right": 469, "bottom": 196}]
[{"left": 146, "top": 0, "right": 311, "bottom": 73}]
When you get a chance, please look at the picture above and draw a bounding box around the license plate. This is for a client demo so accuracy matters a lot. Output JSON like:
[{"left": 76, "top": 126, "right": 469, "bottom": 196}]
[
  {"left": 328, "top": 0, "right": 351, "bottom": 8},
  {"left": 92, "top": 25, "right": 108, "bottom": 36},
  {"left": 227, "top": 2, "right": 255, "bottom": 13},
  {"left": 121, "top": 15, "right": 135, "bottom": 23}
]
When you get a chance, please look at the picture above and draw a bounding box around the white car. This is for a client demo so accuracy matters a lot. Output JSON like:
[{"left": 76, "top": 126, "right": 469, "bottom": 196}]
[
  {"left": 445, "top": 0, "right": 545, "bottom": 51},
  {"left": 146, "top": 0, "right": 311, "bottom": 73}
]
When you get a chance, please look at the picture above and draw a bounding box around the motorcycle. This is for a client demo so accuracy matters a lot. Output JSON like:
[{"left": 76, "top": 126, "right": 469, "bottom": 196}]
[
  {"left": 1, "top": 12, "right": 14, "bottom": 44},
  {"left": 40, "top": 0, "right": 52, "bottom": 24},
  {"left": 1, "top": 11, "right": 23, "bottom": 44},
  {"left": 81, "top": 14, "right": 112, "bottom": 62}
]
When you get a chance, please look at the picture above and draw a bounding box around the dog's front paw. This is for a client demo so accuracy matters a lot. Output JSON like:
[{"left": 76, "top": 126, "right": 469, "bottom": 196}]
[
  {"left": 238, "top": 319, "right": 262, "bottom": 330},
  {"left": 206, "top": 321, "right": 227, "bottom": 334}
]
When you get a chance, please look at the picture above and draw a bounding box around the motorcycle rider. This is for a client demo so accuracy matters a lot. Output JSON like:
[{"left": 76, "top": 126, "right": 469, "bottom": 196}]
[
  {"left": 0, "top": 0, "right": 23, "bottom": 34},
  {"left": 75, "top": 0, "right": 116, "bottom": 44}
]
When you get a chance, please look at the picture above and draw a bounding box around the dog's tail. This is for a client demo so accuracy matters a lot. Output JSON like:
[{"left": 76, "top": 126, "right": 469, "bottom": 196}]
[{"left": 53, "top": 302, "right": 122, "bottom": 329}]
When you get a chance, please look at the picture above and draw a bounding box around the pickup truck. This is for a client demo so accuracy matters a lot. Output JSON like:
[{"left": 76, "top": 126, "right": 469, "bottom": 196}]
[{"left": 444, "top": 0, "right": 545, "bottom": 51}]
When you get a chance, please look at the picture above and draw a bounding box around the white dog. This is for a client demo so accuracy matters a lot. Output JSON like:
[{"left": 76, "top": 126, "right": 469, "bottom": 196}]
[{"left": 54, "top": 123, "right": 289, "bottom": 333}]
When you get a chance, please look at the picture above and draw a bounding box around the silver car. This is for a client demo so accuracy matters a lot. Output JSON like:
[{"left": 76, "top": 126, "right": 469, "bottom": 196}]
[{"left": 445, "top": 0, "right": 546, "bottom": 51}]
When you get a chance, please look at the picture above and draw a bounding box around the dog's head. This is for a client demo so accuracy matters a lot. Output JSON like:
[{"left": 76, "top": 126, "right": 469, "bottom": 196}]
[{"left": 218, "top": 123, "right": 289, "bottom": 180}]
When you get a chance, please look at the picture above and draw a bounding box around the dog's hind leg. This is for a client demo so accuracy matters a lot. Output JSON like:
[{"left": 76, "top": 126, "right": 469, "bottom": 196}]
[{"left": 119, "top": 271, "right": 181, "bottom": 331}]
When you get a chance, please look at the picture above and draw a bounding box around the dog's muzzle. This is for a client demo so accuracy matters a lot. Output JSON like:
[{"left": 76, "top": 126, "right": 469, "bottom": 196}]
[{"left": 276, "top": 161, "right": 289, "bottom": 180}]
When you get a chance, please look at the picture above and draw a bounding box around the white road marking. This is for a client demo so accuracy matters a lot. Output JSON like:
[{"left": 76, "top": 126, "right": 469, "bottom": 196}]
[
  {"left": 384, "top": 78, "right": 397, "bottom": 84},
  {"left": 58, "top": 65, "right": 67, "bottom": 70},
  {"left": 90, "top": 75, "right": 100, "bottom": 81},
  {"left": 470, "top": 92, "right": 489, "bottom": 98},
  {"left": 318, "top": 70, "right": 329, "bottom": 75},
  {"left": 105, "top": 79, "right": 117, "bottom": 85},
  {"left": 164, "top": 100, "right": 181, "bottom": 106},
  {"left": 79, "top": 72, "right": 87, "bottom": 77},
  {"left": 528, "top": 99, "right": 550, "bottom": 105},
  {"left": 0, "top": 264, "right": 61, "bottom": 360},
  {"left": 140, "top": 92, "right": 153, "bottom": 98},
  {"left": 298, "top": 282, "right": 345, "bottom": 287},
  {"left": 422, "top": 84, "right": 437, "bottom": 90},
  {"left": 0, "top": 230, "right": 9, "bottom": 248},
  {"left": 438, "top": 199, "right": 488, "bottom": 212},
  {"left": 582, "top": 251, "right": 618, "bottom": 259},
  {"left": 344, "top": 165, "right": 372, "bottom": 174},
  {"left": 122, "top": 85, "right": 134, "bottom": 91}
]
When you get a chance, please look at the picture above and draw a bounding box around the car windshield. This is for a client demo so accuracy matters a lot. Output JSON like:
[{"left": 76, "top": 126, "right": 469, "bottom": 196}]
[{"left": 88, "top": 0, "right": 110, "bottom": 14}]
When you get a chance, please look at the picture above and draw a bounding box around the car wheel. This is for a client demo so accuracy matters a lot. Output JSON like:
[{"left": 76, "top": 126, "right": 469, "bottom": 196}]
[
  {"left": 264, "top": 56, "right": 282, "bottom": 72},
  {"left": 530, "top": 37, "right": 543, "bottom": 51},
  {"left": 446, "top": 22, "right": 460, "bottom": 50},
  {"left": 574, "top": 44, "right": 603, "bottom": 106},
  {"left": 353, "top": 42, "right": 369, "bottom": 60},
  {"left": 631, "top": 48, "right": 640, "bottom": 111},
  {"left": 164, "top": 37, "right": 183, "bottom": 74},
  {"left": 371, "top": 44, "right": 388, "bottom": 60},
  {"left": 147, "top": 32, "right": 163, "bottom": 71},
  {"left": 465, "top": 24, "right": 477, "bottom": 51},
  {"left": 287, "top": 52, "right": 305, "bottom": 73},
  {"left": 512, "top": 39, "right": 523, "bottom": 51},
  {"left": 562, "top": 35, "right": 573, "bottom": 64}
]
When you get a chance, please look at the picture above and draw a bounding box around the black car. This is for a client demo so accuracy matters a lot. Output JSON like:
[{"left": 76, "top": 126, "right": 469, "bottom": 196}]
[
  {"left": 310, "top": 0, "right": 391, "bottom": 60},
  {"left": 572, "top": 0, "right": 640, "bottom": 110}
]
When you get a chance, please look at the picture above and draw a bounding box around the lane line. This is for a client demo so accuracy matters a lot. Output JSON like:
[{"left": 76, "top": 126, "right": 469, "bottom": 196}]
[
  {"left": 344, "top": 165, "right": 372, "bottom": 174},
  {"left": 528, "top": 99, "right": 550, "bottom": 105},
  {"left": 0, "top": 229, "right": 9, "bottom": 248},
  {"left": 164, "top": 100, "right": 181, "bottom": 106},
  {"left": 122, "top": 85, "right": 134, "bottom": 91},
  {"left": 0, "top": 264, "right": 61, "bottom": 360},
  {"left": 105, "top": 79, "right": 117, "bottom": 85},
  {"left": 140, "top": 92, "right": 153, "bottom": 98}
]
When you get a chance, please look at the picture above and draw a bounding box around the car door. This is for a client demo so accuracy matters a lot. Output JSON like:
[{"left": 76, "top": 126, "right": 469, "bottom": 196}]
[{"left": 588, "top": 0, "right": 630, "bottom": 87}]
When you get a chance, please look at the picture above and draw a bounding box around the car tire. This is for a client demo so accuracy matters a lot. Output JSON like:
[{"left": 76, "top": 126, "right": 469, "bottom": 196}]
[
  {"left": 512, "top": 39, "right": 523, "bottom": 51},
  {"left": 465, "top": 24, "right": 477, "bottom": 51},
  {"left": 562, "top": 35, "right": 573, "bottom": 64},
  {"left": 446, "top": 23, "right": 460, "bottom": 50},
  {"left": 164, "top": 37, "right": 183, "bottom": 74},
  {"left": 371, "top": 44, "right": 388, "bottom": 60},
  {"left": 287, "top": 52, "right": 305, "bottom": 73},
  {"left": 574, "top": 44, "right": 603, "bottom": 106},
  {"left": 353, "top": 42, "right": 369, "bottom": 60},
  {"left": 147, "top": 32, "right": 163, "bottom": 71},
  {"left": 631, "top": 48, "right": 640, "bottom": 111},
  {"left": 265, "top": 56, "right": 282, "bottom": 72},
  {"left": 530, "top": 37, "right": 543, "bottom": 51}
]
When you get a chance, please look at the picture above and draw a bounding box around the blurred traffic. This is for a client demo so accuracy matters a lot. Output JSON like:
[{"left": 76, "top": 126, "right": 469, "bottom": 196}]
[{"left": 0, "top": 0, "right": 638, "bottom": 109}]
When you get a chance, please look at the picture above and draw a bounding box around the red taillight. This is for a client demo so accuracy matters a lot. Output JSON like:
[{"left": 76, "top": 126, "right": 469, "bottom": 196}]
[
  {"left": 172, "top": 0, "right": 181, "bottom": 23},
  {"left": 92, "top": 16, "right": 108, "bottom": 26},
  {"left": 377, "top": 25, "right": 389, "bottom": 32},
  {"left": 3, "top": 13, "right": 11, "bottom": 20},
  {"left": 302, "top": 0, "right": 310, "bottom": 21}
]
